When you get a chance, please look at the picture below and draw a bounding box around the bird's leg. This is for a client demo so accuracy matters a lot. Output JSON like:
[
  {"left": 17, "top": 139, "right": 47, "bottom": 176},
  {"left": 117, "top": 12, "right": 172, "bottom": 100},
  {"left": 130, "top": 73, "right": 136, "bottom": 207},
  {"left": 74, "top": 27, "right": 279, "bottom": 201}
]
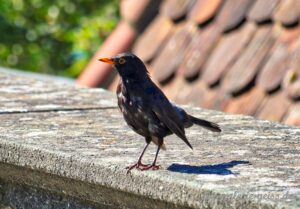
[
  {"left": 141, "top": 139, "right": 162, "bottom": 171},
  {"left": 126, "top": 141, "right": 150, "bottom": 173},
  {"left": 135, "top": 142, "right": 151, "bottom": 167}
]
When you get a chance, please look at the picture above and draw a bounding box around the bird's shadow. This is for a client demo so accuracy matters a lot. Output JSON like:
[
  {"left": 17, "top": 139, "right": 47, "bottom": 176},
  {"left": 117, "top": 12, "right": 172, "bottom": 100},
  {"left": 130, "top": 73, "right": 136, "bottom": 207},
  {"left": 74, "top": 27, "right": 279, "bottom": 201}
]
[{"left": 167, "top": 160, "right": 250, "bottom": 175}]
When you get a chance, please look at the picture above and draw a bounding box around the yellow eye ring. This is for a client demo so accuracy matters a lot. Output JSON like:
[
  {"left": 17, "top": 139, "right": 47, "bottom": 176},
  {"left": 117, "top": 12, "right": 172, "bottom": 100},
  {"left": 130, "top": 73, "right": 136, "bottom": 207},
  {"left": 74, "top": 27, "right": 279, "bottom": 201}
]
[{"left": 119, "top": 58, "right": 126, "bottom": 64}]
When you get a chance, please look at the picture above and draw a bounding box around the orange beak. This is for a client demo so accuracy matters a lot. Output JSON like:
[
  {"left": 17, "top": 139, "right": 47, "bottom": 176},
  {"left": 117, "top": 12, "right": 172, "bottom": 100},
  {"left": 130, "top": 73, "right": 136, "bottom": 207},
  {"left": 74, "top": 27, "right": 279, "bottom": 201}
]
[{"left": 98, "top": 57, "right": 115, "bottom": 64}]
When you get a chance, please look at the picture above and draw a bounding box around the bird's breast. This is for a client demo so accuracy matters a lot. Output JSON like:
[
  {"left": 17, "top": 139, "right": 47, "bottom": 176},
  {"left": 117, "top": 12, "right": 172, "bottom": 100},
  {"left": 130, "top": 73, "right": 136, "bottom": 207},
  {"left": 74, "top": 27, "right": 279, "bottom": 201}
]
[{"left": 116, "top": 84, "right": 150, "bottom": 135}]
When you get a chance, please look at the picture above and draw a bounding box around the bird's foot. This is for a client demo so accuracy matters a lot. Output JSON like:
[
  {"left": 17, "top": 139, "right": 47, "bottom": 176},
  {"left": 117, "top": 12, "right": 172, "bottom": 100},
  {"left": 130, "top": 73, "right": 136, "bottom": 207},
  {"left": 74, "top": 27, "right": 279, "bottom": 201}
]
[
  {"left": 140, "top": 164, "right": 160, "bottom": 171},
  {"left": 126, "top": 162, "right": 149, "bottom": 174}
]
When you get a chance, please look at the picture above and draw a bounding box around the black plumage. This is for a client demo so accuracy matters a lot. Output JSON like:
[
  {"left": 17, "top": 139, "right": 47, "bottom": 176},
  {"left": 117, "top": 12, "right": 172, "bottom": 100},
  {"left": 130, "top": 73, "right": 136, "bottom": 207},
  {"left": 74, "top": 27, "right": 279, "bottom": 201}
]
[{"left": 99, "top": 53, "right": 221, "bottom": 173}]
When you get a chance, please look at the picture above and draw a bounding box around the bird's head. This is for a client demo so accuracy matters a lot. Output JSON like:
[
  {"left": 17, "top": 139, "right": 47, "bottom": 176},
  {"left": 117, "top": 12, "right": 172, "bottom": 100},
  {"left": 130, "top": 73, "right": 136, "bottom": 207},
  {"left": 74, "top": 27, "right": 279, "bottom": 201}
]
[{"left": 98, "top": 52, "right": 149, "bottom": 80}]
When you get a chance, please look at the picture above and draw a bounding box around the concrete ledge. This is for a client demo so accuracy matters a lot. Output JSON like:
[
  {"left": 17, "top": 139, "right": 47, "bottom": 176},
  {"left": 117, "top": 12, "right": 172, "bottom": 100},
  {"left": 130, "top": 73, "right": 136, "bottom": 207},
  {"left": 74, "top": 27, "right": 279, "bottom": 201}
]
[
  {"left": 0, "top": 72, "right": 300, "bottom": 209},
  {"left": 0, "top": 67, "right": 74, "bottom": 84}
]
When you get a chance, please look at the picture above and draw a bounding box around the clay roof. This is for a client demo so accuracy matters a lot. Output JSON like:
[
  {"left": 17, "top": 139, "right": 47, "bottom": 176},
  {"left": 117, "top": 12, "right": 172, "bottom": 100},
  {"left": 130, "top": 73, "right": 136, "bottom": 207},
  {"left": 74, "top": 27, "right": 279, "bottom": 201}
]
[{"left": 109, "top": 0, "right": 300, "bottom": 126}]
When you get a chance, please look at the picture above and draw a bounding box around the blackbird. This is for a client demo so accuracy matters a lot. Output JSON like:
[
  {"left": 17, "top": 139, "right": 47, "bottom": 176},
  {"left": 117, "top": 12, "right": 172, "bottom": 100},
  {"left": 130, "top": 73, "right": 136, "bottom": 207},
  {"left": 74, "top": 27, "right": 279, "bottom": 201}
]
[{"left": 99, "top": 53, "right": 221, "bottom": 173}]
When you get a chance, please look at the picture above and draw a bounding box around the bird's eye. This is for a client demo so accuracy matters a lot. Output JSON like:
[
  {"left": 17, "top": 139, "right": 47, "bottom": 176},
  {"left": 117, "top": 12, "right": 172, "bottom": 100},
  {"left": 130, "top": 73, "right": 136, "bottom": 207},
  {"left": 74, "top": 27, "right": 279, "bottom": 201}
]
[{"left": 119, "top": 58, "right": 126, "bottom": 65}]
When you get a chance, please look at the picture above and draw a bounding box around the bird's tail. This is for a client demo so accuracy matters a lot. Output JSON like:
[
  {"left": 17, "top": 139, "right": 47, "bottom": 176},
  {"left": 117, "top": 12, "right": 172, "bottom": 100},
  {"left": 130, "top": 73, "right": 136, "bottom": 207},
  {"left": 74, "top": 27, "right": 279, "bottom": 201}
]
[{"left": 189, "top": 115, "right": 221, "bottom": 132}]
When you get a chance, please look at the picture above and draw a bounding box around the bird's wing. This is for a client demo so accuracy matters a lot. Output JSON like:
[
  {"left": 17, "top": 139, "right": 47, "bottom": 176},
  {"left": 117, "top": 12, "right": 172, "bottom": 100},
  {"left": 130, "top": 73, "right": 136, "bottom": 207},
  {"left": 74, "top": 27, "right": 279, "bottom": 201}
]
[
  {"left": 152, "top": 97, "right": 193, "bottom": 149},
  {"left": 170, "top": 102, "right": 189, "bottom": 121}
]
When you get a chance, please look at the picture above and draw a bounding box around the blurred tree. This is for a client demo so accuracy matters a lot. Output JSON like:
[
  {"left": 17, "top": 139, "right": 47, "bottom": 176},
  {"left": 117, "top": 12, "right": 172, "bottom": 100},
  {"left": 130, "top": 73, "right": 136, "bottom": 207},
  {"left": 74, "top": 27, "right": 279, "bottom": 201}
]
[{"left": 0, "top": 0, "right": 119, "bottom": 77}]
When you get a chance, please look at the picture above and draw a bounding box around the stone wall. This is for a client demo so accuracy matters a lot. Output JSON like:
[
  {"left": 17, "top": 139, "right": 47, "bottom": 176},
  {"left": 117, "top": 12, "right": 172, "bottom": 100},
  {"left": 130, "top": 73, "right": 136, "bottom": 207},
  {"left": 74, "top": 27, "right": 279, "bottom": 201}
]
[{"left": 0, "top": 72, "right": 299, "bottom": 209}]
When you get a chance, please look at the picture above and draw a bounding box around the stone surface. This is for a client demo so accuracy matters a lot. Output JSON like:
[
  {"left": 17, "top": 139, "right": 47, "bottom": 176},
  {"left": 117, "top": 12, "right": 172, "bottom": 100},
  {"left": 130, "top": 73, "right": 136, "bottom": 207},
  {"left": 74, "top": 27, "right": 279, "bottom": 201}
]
[
  {"left": 1, "top": 73, "right": 300, "bottom": 209},
  {"left": 0, "top": 73, "right": 116, "bottom": 113},
  {"left": 0, "top": 179, "right": 101, "bottom": 209}
]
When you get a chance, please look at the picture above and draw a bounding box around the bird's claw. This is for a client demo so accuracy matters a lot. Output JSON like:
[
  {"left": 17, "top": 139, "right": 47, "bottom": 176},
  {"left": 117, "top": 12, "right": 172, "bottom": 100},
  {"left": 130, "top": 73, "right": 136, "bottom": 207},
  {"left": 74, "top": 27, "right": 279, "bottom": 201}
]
[
  {"left": 126, "top": 162, "right": 150, "bottom": 174},
  {"left": 140, "top": 164, "right": 160, "bottom": 171}
]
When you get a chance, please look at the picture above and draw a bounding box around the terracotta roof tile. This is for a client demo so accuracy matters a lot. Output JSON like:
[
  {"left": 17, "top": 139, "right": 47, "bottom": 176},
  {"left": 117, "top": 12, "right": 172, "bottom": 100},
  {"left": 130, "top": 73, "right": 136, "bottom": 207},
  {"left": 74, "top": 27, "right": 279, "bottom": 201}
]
[
  {"left": 202, "top": 23, "right": 256, "bottom": 86},
  {"left": 173, "top": 78, "right": 200, "bottom": 105},
  {"left": 282, "top": 39, "right": 300, "bottom": 100},
  {"left": 248, "top": 0, "right": 280, "bottom": 23},
  {"left": 187, "top": 0, "right": 223, "bottom": 25},
  {"left": 133, "top": 16, "right": 174, "bottom": 62},
  {"left": 121, "top": 0, "right": 151, "bottom": 24},
  {"left": 104, "top": 0, "right": 300, "bottom": 126},
  {"left": 274, "top": 0, "right": 300, "bottom": 26},
  {"left": 216, "top": 0, "right": 255, "bottom": 32},
  {"left": 108, "top": 74, "right": 119, "bottom": 92},
  {"left": 286, "top": 38, "right": 300, "bottom": 72},
  {"left": 176, "top": 80, "right": 210, "bottom": 107},
  {"left": 224, "top": 87, "right": 266, "bottom": 115},
  {"left": 256, "top": 92, "right": 291, "bottom": 122},
  {"left": 163, "top": 77, "right": 226, "bottom": 111},
  {"left": 278, "top": 25, "right": 300, "bottom": 46},
  {"left": 180, "top": 24, "right": 221, "bottom": 79},
  {"left": 160, "top": 75, "right": 186, "bottom": 100},
  {"left": 203, "top": 89, "right": 231, "bottom": 111},
  {"left": 283, "top": 69, "right": 299, "bottom": 86},
  {"left": 222, "top": 25, "right": 277, "bottom": 95},
  {"left": 256, "top": 43, "right": 289, "bottom": 93},
  {"left": 151, "top": 22, "right": 196, "bottom": 83},
  {"left": 121, "top": 0, "right": 161, "bottom": 33},
  {"left": 147, "top": 64, "right": 161, "bottom": 86},
  {"left": 285, "top": 79, "right": 300, "bottom": 100},
  {"left": 284, "top": 104, "right": 300, "bottom": 126},
  {"left": 161, "top": 0, "right": 195, "bottom": 21},
  {"left": 200, "top": 87, "right": 221, "bottom": 110}
]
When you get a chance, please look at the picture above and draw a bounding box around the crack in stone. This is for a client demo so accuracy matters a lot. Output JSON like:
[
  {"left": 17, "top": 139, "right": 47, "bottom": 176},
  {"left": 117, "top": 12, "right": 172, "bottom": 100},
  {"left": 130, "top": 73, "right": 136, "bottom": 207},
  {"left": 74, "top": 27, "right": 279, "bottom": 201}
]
[{"left": 0, "top": 106, "right": 118, "bottom": 115}]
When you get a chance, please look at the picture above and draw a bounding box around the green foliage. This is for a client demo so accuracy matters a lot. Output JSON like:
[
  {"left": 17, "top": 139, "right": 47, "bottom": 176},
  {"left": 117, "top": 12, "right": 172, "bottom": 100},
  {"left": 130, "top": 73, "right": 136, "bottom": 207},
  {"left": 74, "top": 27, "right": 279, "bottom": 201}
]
[{"left": 0, "top": 0, "right": 119, "bottom": 77}]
